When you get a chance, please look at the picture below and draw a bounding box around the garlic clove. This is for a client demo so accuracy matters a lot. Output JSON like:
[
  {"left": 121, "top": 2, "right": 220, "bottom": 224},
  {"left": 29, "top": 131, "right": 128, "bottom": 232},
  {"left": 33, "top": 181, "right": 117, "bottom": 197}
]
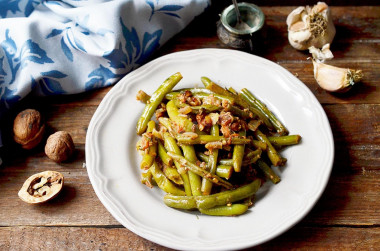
[
  {"left": 286, "top": 6, "right": 305, "bottom": 28},
  {"left": 312, "top": 2, "right": 328, "bottom": 13},
  {"left": 289, "top": 21, "right": 307, "bottom": 32},
  {"left": 313, "top": 60, "right": 363, "bottom": 92}
]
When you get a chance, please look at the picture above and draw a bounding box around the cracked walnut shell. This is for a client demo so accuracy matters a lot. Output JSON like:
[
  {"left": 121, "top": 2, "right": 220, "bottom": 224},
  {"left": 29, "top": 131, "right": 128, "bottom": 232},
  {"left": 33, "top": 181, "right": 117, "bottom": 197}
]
[
  {"left": 45, "top": 131, "right": 75, "bottom": 162},
  {"left": 13, "top": 109, "right": 45, "bottom": 149},
  {"left": 18, "top": 171, "right": 64, "bottom": 204}
]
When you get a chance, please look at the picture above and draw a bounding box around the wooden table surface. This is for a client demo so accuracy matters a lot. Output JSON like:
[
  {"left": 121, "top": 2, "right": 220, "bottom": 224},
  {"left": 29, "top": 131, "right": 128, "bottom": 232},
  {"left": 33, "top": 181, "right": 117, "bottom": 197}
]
[{"left": 1, "top": 4, "right": 379, "bottom": 250}]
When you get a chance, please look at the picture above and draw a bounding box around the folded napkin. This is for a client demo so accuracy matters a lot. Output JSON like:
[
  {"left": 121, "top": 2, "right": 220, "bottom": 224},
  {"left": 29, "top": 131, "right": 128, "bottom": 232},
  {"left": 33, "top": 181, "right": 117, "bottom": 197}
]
[{"left": 0, "top": 0, "right": 209, "bottom": 150}]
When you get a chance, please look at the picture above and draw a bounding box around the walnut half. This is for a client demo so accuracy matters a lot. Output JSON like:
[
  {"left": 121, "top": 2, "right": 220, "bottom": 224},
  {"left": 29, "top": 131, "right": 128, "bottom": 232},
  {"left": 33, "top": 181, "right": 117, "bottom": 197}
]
[{"left": 18, "top": 171, "right": 64, "bottom": 204}]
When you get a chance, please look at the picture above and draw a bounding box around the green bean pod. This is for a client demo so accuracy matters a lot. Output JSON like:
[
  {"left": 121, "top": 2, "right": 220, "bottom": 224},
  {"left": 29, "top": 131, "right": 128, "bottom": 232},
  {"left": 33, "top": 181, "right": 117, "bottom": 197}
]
[
  {"left": 140, "top": 145, "right": 157, "bottom": 170},
  {"left": 170, "top": 88, "right": 214, "bottom": 95},
  {"left": 164, "top": 179, "right": 261, "bottom": 210},
  {"left": 196, "top": 154, "right": 233, "bottom": 180},
  {"left": 254, "top": 129, "right": 286, "bottom": 166},
  {"left": 167, "top": 100, "right": 194, "bottom": 132},
  {"left": 150, "top": 162, "right": 185, "bottom": 196},
  {"left": 173, "top": 99, "right": 221, "bottom": 113},
  {"left": 201, "top": 77, "right": 233, "bottom": 97},
  {"left": 157, "top": 141, "right": 173, "bottom": 166},
  {"left": 268, "top": 135, "right": 302, "bottom": 147},
  {"left": 241, "top": 88, "right": 288, "bottom": 135},
  {"left": 158, "top": 117, "right": 178, "bottom": 137},
  {"left": 219, "top": 159, "right": 233, "bottom": 166},
  {"left": 163, "top": 165, "right": 183, "bottom": 185},
  {"left": 201, "top": 124, "right": 219, "bottom": 195},
  {"left": 163, "top": 132, "right": 192, "bottom": 196},
  {"left": 167, "top": 151, "right": 233, "bottom": 189},
  {"left": 224, "top": 104, "right": 253, "bottom": 120},
  {"left": 216, "top": 165, "right": 234, "bottom": 180},
  {"left": 182, "top": 145, "right": 202, "bottom": 196},
  {"left": 196, "top": 152, "right": 209, "bottom": 163},
  {"left": 140, "top": 120, "right": 157, "bottom": 170},
  {"left": 242, "top": 148, "right": 262, "bottom": 166},
  {"left": 228, "top": 87, "right": 238, "bottom": 95},
  {"left": 163, "top": 195, "right": 197, "bottom": 210},
  {"left": 136, "top": 72, "right": 182, "bottom": 135},
  {"left": 256, "top": 159, "right": 281, "bottom": 184},
  {"left": 201, "top": 76, "right": 272, "bottom": 129},
  {"left": 251, "top": 139, "right": 267, "bottom": 151},
  {"left": 232, "top": 130, "right": 246, "bottom": 172},
  {"left": 166, "top": 91, "right": 235, "bottom": 104},
  {"left": 199, "top": 204, "right": 248, "bottom": 216},
  {"left": 177, "top": 135, "right": 251, "bottom": 145},
  {"left": 238, "top": 93, "right": 273, "bottom": 130},
  {"left": 141, "top": 169, "right": 153, "bottom": 188},
  {"left": 167, "top": 100, "right": 203, "bottom": 196}
]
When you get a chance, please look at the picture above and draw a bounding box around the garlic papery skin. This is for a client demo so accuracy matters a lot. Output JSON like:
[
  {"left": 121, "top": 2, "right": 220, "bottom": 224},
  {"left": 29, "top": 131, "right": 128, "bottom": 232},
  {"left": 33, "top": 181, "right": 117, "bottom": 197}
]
[
  {"left": 309, "top": 43, "right": 334, "bottom": 63},
  {"left": 287, "top": 2, "right": 336, "bottom": 50},
  {"left": 313, "top": 60, "right": 363, "bottom": 92}
]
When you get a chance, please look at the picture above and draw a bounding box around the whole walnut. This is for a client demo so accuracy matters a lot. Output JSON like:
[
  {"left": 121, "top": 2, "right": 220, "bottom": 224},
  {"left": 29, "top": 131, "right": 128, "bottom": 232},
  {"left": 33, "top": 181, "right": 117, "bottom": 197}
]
[
  {"left": 13, "top": 109, "right": 45, "bottom": 149},
  {"left": 45, "top": 131, "right": 75, "bottom": 162}
]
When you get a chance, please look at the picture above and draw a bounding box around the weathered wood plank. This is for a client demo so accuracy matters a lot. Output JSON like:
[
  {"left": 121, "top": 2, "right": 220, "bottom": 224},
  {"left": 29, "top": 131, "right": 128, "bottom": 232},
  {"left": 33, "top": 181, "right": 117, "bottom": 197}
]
[
  {"left": 0, "top": 169, "right": 378, "bottom": 226},
  {"left": 2, "top": 103, "right": 378, "bottom": 170},
  {"left": 304, "top": 169, "right": 380, "bottom": 226},
  {"left": 0, "top": 145, "right": 379, "bottom": 227},
  {"left": 0, "top": 102, "right": 378, "bottom": 226},
  {"left": 255, "top": 225, "right": 380, "bottom": 250},
  {"left": 159, "top": 6, "right": 380, "bottom": 61},
  {"left": 0, "top": 4, "right": 378, "bottom": 251},
  {"left": 40, "top": 63, "right": 380, "bottom": 105},
  {"left": 0, "top": 226, "right": 379, "bottom": 250},
  {"left": 0, "top": 226, "right": 170, "bottom": 251},
  {"left": 0, "top": 167, "right": 119, "bottom": 226},
  {"left": 280, "top": 62, "right": 380, "bottom": 105}
]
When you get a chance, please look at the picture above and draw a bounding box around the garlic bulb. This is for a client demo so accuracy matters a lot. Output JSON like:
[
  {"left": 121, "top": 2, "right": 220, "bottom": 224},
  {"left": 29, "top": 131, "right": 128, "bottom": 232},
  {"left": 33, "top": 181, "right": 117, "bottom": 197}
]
[
  {"left": 287, "top": 2, "right": 336, "bottom": 50},
  {"left": 313, "top": 60, "right": 363, "bottom": 92}
]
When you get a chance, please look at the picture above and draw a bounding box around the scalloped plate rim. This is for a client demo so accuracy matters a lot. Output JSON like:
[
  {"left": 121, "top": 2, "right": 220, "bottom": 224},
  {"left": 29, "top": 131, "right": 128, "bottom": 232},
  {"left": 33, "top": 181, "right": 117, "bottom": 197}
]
[{"left": 85, "top": 48, "right": 334, "bottom": 250}]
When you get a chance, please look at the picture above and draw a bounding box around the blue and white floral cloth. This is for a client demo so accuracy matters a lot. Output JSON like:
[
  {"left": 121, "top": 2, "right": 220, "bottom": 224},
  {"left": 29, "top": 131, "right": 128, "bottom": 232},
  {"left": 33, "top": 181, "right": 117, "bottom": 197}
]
[{"left": 0, "top": 0, "right": 209, "bottom": 150}]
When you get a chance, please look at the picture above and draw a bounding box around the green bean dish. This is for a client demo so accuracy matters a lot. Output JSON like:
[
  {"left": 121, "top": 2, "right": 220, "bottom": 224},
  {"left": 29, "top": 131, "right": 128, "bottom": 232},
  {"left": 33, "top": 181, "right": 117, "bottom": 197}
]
[{"left": 135, "top": 72, "right": 301, "bottom": 216}]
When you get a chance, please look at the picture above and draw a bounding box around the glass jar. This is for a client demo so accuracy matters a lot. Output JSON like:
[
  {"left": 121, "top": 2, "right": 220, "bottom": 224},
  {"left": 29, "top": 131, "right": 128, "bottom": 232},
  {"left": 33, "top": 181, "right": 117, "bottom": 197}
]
[{"left": 217, "top": 2, "right": 265, "bottom": 51}]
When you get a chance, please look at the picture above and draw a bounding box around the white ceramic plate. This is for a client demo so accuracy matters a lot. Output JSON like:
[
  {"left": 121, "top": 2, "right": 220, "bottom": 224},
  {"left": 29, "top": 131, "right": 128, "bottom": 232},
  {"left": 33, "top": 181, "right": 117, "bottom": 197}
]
[{"left": 86, "top": 49, "right": 334, "bottom": 250}]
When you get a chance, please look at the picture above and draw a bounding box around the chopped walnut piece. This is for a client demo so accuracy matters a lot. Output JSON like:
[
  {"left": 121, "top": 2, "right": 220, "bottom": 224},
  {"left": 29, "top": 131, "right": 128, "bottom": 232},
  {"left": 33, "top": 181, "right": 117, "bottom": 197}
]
[
  {"left": 205, "top": 141, "right": 223, "bottom": 151},
  {"left": 219, "top": 111, "right": 234, "bottom": 137},
  {"left": 181, "top": 132, "right": 199, "bottom": 140},
  {"left": 196, "top": 109, "right": 213, "bottom": 131},
  {"left": 178, "top": 105, "right": 192, "bottom": 115},
  {"left": 155, "top": 103, "right": 167, "bottom": 119},
  {"left": 178, "top": 91, "right": 201, "bottom": 106},
  {"left": 202, "top": 94, "right": 221, "bottom": 107},
  {"left": 231, "top": 121, "right": 241, "bottom": 132}
]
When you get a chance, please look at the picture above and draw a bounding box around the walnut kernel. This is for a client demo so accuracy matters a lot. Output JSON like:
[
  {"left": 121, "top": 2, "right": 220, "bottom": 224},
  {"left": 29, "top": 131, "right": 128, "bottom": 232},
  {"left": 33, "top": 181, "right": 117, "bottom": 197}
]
[
  {"left": 18, "top": 171, "right": 64, "bottom": 204},
  {"left": 45, "top": 131, "right": 75, "bottom": 162}
]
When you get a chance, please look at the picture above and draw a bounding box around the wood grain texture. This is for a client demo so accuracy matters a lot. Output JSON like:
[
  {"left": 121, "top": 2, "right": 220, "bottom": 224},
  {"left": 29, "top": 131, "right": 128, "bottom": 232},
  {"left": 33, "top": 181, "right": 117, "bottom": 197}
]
[
  {"left": 0, "top": 105, "right": 378, "bottom": 226},
  {"left": 0, "top": 226, "right": 379, "bottom": 250},
  {"left": 0, "top": 4, "right": 379, "bottom": 250}
]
